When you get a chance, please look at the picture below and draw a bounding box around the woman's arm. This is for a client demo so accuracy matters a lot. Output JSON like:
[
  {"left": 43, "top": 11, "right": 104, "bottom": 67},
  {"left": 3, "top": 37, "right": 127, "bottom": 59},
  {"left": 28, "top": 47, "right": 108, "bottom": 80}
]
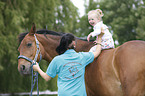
[
  {"left": 33, "top": 62, "right": 51, "bottom": 81},
  {"left": 92, "top": 28, "right": 104, "bottom": 58}
]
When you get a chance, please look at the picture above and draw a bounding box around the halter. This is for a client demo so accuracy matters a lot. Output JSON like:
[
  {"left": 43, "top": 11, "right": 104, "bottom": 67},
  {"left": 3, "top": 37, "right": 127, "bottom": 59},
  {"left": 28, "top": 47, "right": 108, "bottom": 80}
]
[{"left": 18, "top": 34, "right": 42, "bottom": 96}]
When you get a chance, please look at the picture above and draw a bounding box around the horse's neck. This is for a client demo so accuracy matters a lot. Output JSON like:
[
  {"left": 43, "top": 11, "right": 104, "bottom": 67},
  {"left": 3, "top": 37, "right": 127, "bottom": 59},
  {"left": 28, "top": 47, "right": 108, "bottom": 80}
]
[
  {"left": 75, "top": 39, "right": 94, "bottom": 52},
  {"left": 38, "top": 34, "right": 94, "bottom": 62},
  {"left": 38, "top": 34, "right": 60, "bottom": 61}
]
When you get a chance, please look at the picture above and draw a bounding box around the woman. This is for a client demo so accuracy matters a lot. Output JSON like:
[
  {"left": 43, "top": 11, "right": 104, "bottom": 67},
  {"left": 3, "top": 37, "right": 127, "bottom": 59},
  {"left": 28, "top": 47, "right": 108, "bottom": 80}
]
[{"left": 33, "top": 32, "right": 103, "bottom": 96}]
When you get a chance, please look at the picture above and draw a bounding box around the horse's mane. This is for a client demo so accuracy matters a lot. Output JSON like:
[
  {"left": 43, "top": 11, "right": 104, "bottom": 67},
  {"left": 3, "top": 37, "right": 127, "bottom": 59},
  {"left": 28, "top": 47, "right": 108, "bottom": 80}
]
[
  {"left": 18, "top": 29, "right": 92, "bottom": 44},
  {"left": 18, "top": 29, "right": 64, "bottom": 43}
]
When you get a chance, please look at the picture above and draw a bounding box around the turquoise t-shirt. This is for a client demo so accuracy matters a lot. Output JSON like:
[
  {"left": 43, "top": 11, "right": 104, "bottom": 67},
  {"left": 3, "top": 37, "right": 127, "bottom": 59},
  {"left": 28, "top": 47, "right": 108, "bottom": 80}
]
[{"left": 46, "top": 49, "right": 94, "bottom": 96}]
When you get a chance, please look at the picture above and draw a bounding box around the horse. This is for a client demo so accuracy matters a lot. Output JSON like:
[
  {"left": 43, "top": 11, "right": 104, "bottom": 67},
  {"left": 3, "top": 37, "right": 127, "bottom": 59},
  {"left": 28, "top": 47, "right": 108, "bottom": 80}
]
[{"left": 18, "top": 24, "right": 145, "bottom": 96}]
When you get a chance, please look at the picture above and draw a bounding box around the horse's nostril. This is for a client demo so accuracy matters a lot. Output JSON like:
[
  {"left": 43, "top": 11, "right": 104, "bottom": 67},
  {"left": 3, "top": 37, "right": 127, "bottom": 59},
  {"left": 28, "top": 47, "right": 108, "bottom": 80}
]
[{"left": 21, "top": 65, "right": 25, "bottom": 70}]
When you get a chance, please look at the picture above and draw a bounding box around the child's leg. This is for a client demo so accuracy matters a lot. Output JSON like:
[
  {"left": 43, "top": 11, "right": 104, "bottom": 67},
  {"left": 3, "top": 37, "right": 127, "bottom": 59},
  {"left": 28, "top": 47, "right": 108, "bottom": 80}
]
[{"left": 101, "top": 38, "right": 114, "bottom": 49}]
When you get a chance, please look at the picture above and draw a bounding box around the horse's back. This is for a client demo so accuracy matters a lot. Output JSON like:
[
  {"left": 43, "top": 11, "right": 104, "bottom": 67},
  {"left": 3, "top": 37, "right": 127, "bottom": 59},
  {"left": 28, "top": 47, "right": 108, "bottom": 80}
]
[
  {"left": 114, "top": 40, "right": 145, "bottom": 96},
  {"left": 86, "top": 48, "right": 123, "bottom": 96},
  {"left": 86, "top": 40, "right": 145, "bottom": 96}
]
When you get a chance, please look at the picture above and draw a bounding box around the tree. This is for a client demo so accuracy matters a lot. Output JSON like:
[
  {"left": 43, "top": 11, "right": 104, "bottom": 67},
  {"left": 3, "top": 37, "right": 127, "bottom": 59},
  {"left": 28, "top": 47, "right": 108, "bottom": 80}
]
[{"left": 135, "top": 1, "right": 145, "bottom": 40}]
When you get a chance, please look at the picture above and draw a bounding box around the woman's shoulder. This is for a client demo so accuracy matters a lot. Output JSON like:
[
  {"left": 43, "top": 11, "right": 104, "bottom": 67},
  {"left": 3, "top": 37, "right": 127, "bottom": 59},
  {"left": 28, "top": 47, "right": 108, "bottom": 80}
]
[
  {"left": 78, "top": 51, "right": 93, "bottom": 56},
  {"left": 53, "top": 55, "right": 63, "bottom": 60}
]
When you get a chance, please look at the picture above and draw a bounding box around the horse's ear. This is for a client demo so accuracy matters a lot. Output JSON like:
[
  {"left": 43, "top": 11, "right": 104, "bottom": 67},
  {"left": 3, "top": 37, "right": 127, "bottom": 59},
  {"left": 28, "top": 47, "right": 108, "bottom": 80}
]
[{"left": 29, "top": 23, "right": 36, "bottom": 35}]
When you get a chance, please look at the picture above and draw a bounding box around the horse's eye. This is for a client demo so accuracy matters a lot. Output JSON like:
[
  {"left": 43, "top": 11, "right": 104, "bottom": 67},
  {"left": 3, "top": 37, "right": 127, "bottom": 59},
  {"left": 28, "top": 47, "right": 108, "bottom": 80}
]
[{"left": 27, "top": 43, "right": 32, "bottom": 47}]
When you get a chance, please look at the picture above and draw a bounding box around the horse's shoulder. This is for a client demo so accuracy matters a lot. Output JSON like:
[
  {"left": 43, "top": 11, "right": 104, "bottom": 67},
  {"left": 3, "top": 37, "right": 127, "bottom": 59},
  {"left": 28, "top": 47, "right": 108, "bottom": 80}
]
[{"left": 97, "top": 48, "right": 116, "bottom": 62}]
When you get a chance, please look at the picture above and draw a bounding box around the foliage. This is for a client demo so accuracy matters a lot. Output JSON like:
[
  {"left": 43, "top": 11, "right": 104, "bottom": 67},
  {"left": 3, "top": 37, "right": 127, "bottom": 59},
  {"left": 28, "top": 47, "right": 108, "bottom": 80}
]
[
  {"left": 79, "top": 0, "right": 145, "bottom": 45},
  {"left": 100, "top": 0, "right": 145, "bottom": 44}
]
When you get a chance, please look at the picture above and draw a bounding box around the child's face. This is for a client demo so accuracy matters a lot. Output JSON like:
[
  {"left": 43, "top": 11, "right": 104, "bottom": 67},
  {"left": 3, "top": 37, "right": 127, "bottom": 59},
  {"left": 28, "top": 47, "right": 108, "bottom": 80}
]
[{"left": 88, "top": 14, "right": 100, "bottom": 26}]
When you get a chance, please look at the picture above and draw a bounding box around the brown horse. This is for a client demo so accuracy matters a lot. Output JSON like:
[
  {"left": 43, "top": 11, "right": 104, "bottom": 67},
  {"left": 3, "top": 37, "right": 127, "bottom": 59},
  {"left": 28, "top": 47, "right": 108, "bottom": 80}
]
[{"left": 18, "top": 24, "right": 145, "bottom": 96}]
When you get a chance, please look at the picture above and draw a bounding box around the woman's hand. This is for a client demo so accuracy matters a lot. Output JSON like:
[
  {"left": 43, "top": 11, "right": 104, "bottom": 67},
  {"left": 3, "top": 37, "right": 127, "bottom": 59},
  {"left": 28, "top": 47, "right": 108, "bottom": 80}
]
[
  {"left": 32, "top": 61, "right": 51, "bottom": 81},
  {"left": 100, "top": 27, "right": 105, "bottom": 35},
  {"left": 97, "top": 27, "right": 104, "bottom": 42},
  {"left": 32, "top": 61, "right": 40, "bottom": 72}
]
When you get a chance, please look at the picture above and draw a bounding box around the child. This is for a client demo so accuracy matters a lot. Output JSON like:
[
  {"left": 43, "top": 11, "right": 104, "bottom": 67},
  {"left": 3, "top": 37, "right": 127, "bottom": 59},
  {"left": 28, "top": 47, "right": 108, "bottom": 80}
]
[{"left": 87, "top": 9, "right": 115, "bottom": 52}]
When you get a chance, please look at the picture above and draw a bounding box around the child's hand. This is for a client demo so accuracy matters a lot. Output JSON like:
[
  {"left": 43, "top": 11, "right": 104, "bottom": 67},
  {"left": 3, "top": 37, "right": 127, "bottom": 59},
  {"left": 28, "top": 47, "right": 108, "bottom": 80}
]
[
  {"left": 93, "top": 40, "right": 98, "bottom": 44},
  {"left": 87, "top": 33, "right": 92, "bottom": 42}
]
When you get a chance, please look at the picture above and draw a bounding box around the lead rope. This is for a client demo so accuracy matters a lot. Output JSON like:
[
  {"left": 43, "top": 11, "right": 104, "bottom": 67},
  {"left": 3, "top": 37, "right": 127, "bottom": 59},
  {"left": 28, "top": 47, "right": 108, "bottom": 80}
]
[
  {"left": 30, "top": 53, "right": 42, "bottom": 96},
  {"left": 30, "top": 61, "right": 40, "bottom": 96},
  {"left": 30, "top": 34, "right": 42, "bottom": 96}
]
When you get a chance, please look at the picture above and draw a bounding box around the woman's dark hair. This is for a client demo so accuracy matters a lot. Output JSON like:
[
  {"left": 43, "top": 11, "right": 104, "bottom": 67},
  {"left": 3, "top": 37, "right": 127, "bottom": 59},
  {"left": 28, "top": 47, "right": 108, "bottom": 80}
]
[{"left": 56, "top": 33, "right": 75, "bottom": 55}]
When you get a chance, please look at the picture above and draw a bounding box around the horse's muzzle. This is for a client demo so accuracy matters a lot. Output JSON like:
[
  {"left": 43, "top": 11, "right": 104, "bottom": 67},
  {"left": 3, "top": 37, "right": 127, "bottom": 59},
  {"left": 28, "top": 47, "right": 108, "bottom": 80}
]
[{"left": 18, "top": 62, "right": 31, "bottom": 76}]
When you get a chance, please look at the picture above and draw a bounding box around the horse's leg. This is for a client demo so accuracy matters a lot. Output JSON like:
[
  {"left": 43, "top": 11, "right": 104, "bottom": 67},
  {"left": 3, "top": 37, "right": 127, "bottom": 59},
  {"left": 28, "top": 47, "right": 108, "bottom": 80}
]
[
  {"left": 97, "top": 49, "right": 123, "bottom": 96},
  {"left": 115, "top": 44, "right": 145, "bottom": 96}
]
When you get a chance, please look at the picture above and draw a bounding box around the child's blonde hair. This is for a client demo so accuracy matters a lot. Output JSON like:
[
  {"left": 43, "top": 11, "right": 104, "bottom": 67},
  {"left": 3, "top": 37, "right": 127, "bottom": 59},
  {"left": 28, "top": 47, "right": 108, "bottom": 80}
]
[{"left": 88, "top": 9, "right": 104, "bottom": 20}]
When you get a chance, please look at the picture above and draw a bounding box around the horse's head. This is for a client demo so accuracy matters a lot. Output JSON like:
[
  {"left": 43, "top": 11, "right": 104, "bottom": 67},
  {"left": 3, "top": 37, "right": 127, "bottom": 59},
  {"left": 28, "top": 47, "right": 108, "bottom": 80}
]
[
  {"left": 17, "top": 23, "right": 94, "bottom": 76},
  {"left": 18, "top": 23, "right": 42, "bottom": 76}
]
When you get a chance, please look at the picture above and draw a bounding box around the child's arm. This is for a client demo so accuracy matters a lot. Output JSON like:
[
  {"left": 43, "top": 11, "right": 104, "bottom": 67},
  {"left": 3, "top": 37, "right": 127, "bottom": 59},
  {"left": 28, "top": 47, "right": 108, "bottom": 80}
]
[
  {"left": 87, "top": 27, "right": 102, "bottom": 42},
  {"left": 92, "top": 22, "right": 104, "bottom": 37},
  {"left": 93, "top": 27, "right": 104, "bottom": 44},
  {"left": 91, "top": 28, "right": 101, "bottom": 37},
  {"left": 87, "top": 32, "right": 93, "bottom": 41}
]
